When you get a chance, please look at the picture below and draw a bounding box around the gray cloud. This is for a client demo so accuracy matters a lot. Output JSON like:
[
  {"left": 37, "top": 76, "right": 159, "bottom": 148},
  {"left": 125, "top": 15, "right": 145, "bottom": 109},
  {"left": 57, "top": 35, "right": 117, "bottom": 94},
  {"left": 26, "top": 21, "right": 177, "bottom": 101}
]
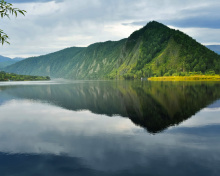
[
  {"left": 1, "top": 0, "right": 220, "bottom": 58},
  {"left": 166, "top": 17, "right": 220, "bottom": 29},
  {"left": 123, "top": 17, "right": 220, "bottom": 29},
  {"left": 163, "top": 4, "right": 220, "bottom": 29}
]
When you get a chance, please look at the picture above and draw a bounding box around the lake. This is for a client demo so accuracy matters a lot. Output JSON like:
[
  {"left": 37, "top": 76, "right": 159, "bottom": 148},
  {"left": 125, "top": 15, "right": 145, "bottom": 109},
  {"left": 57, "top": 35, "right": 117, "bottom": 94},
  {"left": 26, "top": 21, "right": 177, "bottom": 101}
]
[{"left": 0, "top": 80, "right": 220, "bottom": 176}]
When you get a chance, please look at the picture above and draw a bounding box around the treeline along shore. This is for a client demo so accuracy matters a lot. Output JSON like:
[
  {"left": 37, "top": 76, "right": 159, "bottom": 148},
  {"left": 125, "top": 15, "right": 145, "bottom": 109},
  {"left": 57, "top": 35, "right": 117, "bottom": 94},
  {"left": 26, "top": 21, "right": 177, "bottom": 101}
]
[{"left": 0, "top": 71, "right": 50, "bottom": 81}]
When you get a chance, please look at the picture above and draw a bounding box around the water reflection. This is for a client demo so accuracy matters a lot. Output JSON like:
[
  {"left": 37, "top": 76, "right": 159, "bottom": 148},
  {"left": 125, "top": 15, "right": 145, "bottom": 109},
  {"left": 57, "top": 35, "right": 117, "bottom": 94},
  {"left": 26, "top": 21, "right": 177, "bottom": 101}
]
[
  {"left": 0, "top": 100, "right": 219, "bottom": 175},
  {"left": 0, "top": 80, "right": 220, "bottom": 175},
  {"left": 1, "top": 80, "right": 220, "bottom": 133}
]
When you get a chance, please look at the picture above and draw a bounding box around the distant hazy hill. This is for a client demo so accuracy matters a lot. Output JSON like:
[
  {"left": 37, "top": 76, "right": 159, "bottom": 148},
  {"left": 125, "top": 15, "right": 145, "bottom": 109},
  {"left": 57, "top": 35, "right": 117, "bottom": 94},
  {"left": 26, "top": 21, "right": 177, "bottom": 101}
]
[
  {"left": 0, "top": 56, "right": 25, "bottom": 69},
  {"left": 0, "top": 55, "right": 12, "bottom": 62},
  {"left": 0, "top": 55, "right": 16, "bottom": 69},
  {"left": 206, "top": 45, "right": 220, "bottom": 54},
  {"left": 4, "top": 21, "right": 220, "bottom": 79}
]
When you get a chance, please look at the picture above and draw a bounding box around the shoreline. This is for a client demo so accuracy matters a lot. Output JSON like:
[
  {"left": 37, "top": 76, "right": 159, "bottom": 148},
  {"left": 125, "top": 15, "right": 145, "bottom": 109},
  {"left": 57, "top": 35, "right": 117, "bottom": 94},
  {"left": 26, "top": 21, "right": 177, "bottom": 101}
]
[{"left": 148, "top": 75, "right": 220, "bottom": 81}]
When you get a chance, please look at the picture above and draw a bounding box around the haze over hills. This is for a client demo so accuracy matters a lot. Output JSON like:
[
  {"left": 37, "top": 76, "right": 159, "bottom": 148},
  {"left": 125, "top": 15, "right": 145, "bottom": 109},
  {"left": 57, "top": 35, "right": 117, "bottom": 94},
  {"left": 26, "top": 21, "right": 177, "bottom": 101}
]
[
  {"left": 3, "top": 21, "right": 220, "bottom": 79},
  {"left": 13, "top": 57, "right": 25, "bottom": 61}
]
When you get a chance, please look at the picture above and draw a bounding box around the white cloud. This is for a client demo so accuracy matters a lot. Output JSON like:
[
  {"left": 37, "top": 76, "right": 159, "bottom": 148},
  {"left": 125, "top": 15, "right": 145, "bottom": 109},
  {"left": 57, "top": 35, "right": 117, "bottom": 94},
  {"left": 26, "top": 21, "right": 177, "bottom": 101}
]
[{"left": 104, "top": 22, "right": 141, "bottom": 38}]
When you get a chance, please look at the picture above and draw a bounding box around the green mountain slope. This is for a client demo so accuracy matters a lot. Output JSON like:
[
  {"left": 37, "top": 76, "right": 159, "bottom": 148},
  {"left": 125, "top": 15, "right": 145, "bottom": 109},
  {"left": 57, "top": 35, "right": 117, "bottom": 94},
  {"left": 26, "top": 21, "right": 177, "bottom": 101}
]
[
  {"left": 4, "top": 47, "right": 84, "bottom": 78},
  {"left": 4, "top": 21, "right": 220, "bottom": 79},
  {"left": 0, "top": 60, "right": 17, "bottom": 69}
]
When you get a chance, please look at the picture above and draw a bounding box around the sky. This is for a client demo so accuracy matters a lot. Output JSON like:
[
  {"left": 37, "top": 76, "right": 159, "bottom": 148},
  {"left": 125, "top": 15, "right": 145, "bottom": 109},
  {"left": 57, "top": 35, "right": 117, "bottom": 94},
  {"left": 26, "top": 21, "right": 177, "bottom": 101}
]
[{"left": 1, "top": 0, "right": 220, "bottom": 58}]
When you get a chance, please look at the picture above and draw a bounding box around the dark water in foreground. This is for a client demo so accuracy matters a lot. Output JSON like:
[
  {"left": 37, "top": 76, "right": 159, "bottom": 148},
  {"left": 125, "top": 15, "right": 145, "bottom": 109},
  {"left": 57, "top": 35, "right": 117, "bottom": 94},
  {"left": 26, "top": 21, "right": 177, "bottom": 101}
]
[{"left": 0, "top": 80, "right": 220, "bottom": 176}]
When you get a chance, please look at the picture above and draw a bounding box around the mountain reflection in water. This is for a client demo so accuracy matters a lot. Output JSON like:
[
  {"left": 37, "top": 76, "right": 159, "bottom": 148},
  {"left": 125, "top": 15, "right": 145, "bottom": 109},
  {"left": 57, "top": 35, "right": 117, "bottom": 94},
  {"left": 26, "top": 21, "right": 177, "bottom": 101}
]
[{"left": 1, "top": 80, "right": 220, "bottom": 133}]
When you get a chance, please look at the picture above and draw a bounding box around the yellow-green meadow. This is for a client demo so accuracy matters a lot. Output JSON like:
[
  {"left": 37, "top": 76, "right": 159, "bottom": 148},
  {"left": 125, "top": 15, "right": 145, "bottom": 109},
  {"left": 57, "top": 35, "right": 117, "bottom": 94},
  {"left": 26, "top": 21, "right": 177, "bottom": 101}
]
[{"left": 148, "top": 75, "right": 220, "bottom": 81}]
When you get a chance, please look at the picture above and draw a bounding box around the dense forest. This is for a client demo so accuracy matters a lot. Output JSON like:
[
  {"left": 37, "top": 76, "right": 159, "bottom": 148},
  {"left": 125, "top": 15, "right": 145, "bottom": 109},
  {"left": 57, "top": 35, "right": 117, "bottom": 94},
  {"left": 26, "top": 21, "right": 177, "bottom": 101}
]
[
  {"left": 3, "top": 21, "right": 220, "bottom": 79},
  {"left": 0, "top": 71, "right": 50, "bottom": 81}
]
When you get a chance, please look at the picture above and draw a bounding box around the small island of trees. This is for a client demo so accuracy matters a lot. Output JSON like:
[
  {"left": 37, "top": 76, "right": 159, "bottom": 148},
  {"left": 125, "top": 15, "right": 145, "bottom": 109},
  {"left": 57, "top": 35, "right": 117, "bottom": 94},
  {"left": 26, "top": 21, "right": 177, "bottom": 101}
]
[{"left": 0, "top": 71, "right": 50, "bottom": 81}]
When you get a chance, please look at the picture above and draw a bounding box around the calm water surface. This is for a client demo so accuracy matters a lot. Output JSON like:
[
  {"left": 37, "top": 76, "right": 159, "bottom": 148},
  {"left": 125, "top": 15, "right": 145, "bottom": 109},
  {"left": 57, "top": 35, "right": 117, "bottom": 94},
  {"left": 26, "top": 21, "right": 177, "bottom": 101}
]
[{"left": 0, "top": 80, "right": 220, "bottom": 176}]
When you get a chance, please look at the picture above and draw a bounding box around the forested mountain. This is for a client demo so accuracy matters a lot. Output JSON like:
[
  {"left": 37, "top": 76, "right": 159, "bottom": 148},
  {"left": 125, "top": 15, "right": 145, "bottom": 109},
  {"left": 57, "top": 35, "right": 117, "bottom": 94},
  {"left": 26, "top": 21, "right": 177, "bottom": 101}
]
[
  {"left": 4, "top": 21, "right": 220, "bottom": 79},
  {"left": 206, "top": 45, "right": 220, "bottom": 54}
]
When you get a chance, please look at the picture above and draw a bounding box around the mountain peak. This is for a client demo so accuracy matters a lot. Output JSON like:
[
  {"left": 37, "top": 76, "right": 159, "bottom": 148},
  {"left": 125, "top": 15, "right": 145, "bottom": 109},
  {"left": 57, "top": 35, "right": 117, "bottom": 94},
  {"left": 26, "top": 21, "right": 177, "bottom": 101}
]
[
  {"left": 146, "top": 20, "right": 164, "bottom": 26},
  {"left": 128, "top": 21, "right": 169, "bottom": 41}
]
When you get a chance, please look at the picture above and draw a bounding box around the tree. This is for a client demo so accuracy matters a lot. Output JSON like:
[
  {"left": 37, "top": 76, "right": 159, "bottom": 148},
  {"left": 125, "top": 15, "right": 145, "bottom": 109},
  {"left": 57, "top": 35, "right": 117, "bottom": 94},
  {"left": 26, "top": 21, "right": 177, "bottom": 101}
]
[{"left": 0, "top": 0, "right": 26, "bottom": 45}]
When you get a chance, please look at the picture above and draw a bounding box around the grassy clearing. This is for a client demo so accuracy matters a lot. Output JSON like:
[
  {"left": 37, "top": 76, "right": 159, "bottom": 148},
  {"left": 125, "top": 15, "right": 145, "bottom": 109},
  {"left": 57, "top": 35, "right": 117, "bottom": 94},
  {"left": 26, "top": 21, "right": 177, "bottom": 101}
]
[{"left": 148, "top": 75, "right": 220, "bottom": 81}]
